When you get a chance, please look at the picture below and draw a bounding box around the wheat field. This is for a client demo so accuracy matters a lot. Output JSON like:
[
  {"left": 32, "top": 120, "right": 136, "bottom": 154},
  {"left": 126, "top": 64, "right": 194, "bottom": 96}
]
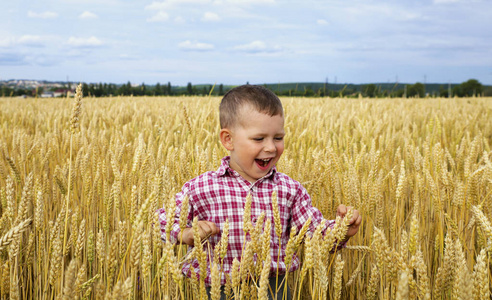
[{"left": 0, "top": 90, "right": 491, "bottom": 299}]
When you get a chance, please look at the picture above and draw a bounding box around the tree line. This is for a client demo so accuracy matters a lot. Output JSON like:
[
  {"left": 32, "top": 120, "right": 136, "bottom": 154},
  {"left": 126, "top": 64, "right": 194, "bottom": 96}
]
[
  {"left": 269, "top": 79, "right": 485, "bottom": 98},
  {"left": 0, "top": 79, "right": 486, "bottom": 98},
  {"left": 80, "top": 82, "right": 230, "bottom": 97}
]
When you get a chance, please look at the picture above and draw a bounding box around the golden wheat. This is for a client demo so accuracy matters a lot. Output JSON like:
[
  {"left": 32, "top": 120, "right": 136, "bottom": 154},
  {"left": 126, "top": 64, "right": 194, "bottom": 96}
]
[{"left": 0, "top": 95, "right": 491, "bottom": 298}]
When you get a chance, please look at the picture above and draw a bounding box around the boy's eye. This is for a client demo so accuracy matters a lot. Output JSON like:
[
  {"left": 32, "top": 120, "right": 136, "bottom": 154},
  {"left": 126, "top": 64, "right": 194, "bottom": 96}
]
[
  {"left": 275, "top": 137, "right": 284, "bottom": 141},
  {"left": 253, "top": 138, "right": 264, "bottom": 141}
]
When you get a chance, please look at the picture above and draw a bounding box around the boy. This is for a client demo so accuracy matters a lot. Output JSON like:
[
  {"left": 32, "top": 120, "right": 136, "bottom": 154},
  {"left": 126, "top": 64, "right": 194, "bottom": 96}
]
[{"left": 159, "top": 85, "right": 361, "bottom": 299}]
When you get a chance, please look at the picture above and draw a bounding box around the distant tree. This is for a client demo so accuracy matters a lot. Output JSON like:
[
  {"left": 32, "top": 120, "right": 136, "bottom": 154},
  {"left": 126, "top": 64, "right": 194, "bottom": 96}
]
[
  {"left": 439, "top": 85, "right": 449, "bottom": 97},
  {"left": 364, "top": 84, "right": 378, "bottom": 97},
  {"left": 167, "top": 82, "right": 172, "bottom": 95},
  {"left": 82, "top": 83, "right": 89, "bottom": 97},
  {"left": 126, "top": 81, "right": 132, "bottom": 95},
  {"left": 219, "top": 84, "right": 224, "bottom": 96},
  {"left": 187, "top": 82, "right": 193, "bottom": 95},
  {"left": 452, "top": 85, "right": 462, "bottom": 97},
  {"left": 407, "top": 82, "right": 425, "bottom": 98},
  {"left": 304, "top": 86, "right": 314, "bottom": 97},
  {"left": 140, "top": 82, "right": 146, "bottom": 96},
  {"left": 35, "top": 87, "right": 44, "bottom": 96},
  {"left": 391, "top": 89, "right": 404, "bottom": 98},
  {"left": 1, "top": 86, "right": 10, "bottom": 97},
  {"left": 107, "top": 84, "right": 115, "bottom": 96},
  {"left": 460, "top": 79, "right": 482, "bottom": 96},
  {"left": 155, "top": 83, "right": 161, "bottom": 96},
  {"left": 88, "top": 84, "right": 96, "bottom": 97}
]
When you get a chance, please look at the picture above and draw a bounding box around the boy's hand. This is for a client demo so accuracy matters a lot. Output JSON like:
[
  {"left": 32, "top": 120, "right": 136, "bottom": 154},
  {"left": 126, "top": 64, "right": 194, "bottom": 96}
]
[
  {"left": 179, "top": 220, "right": 220, "bottom": 246},
  {"left": 336, "top": 204, "right": 362, "bottom": 241}
]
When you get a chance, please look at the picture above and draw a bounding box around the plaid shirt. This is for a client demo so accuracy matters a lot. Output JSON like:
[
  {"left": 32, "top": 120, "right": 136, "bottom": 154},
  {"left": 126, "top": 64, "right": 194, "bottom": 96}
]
[{"left": 159, "top": 156, "right": 342, "bottom": 286}]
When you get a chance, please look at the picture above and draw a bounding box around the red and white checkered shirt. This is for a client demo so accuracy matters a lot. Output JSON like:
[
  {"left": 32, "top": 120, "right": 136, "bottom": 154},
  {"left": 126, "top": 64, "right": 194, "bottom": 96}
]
[{"left": 158, "top": 156, "right": 342, "bottom": 286}]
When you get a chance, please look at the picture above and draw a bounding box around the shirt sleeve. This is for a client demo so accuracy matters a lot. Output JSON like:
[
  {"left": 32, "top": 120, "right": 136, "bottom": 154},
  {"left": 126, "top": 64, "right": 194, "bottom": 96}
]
[
  {"left": 158, "top": 181, "right": 193, "bottom": 244},
  {"left": 289, "top": 182, "right": 346, "bottom": 251}
]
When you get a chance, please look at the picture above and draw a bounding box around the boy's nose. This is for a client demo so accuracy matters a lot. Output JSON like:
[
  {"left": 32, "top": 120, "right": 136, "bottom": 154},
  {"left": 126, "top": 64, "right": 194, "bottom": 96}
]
[{"left": 264, "top": 140, "right": 276, "bottom": 152}]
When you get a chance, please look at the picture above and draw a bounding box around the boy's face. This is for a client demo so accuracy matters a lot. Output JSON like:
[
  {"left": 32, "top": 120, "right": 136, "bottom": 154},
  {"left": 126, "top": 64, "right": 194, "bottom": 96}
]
[{"left": 221, "top": 104, "right": 285, "bottom": 183}]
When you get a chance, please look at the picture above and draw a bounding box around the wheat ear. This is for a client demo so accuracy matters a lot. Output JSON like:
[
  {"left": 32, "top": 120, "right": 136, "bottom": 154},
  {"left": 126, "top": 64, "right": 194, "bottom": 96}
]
[{"left": 0, "top": 218, "right": 32, "bottom": 250}]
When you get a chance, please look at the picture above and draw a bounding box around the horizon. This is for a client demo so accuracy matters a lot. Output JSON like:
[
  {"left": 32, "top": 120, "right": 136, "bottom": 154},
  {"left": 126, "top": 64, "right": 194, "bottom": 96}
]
[
  {"left": 1, "top": 0, "right": 491, "bottom": 85},
  {"left": 2, "top": 78, "right": 486, "bottom": 87}
]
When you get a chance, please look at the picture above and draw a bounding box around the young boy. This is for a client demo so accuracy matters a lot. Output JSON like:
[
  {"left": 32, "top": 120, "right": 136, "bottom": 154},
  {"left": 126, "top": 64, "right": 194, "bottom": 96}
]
[{"left": 159, "top": 85, "right": 361, "bottom": 299}]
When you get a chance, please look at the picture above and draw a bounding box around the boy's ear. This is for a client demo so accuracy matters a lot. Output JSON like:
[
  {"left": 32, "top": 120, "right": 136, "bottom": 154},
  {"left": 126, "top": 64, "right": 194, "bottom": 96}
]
[{"left": 220, "top": 128, "right": 234, "bottom": 151}]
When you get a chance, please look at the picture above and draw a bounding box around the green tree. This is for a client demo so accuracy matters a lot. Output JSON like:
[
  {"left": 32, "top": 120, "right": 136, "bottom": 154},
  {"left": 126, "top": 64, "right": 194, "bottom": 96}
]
[
  {"left": 439, "top": 85, "right": 449, "bottom": 97},
  {"left": 187, "top": 82, "right": 193, "bottom": 95},
  {"left": 219, "top": 84, "right": 224, "bottom": 95},
  {"left": 364, "top": 84, "right": 378, "bottom": 98},
  {"left": 304, "top": 86, "right": 314, "bottom": 97},
  {"left": 140, "top": 82, "right": 146, "bottom": 96},
  {"left": 82, "top": 83, "right": 89, "bottom": 97},
  {"left": 452, "top": 85, "right": 462, "bottom": 97},
  {"left": 407, "top": 82, "right": 425, "bottom": 98},
  {"left": 94, "top": 83, "right": 103, "bottom": 97},
  {"left": 460, "top": 79, "right": 482, "bottom": 96}
]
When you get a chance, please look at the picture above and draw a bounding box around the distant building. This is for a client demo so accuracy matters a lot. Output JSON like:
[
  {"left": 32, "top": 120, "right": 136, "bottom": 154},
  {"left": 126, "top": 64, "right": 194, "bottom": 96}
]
[
  {"left": 40, "top": 89, "right": 74, "bottom": 98},
  {"left": 54, "top": 89, "right": 74, "bottom": 97},
  {"left": 41, "top": 92, "right": 54, "bottom": 98}
]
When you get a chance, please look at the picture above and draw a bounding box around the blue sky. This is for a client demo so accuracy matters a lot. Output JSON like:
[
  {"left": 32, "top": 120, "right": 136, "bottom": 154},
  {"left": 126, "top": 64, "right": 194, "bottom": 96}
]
[{"left": 1, "top": 0, "right": 491, "bottom": 85}]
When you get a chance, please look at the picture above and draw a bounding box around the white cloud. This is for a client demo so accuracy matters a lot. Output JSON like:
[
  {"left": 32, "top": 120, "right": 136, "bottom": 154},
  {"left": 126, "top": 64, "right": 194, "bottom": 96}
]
[
  {"left": 433, "top": 0, "right": 461, "bottom": 3},
  {"left": 67, "top": 36, "right": 103, "bottom": 47},
  {"left": 145, "top": 0, "right": 211, "bottom": 11},
  {"left": 119, "top": 54, "right": 140, "bottom": 60},
  {"left": 147, "top": 11, "right": 169, "bottom": 22},
  {"left": 18, "top": 35, "right": 46, "bottom": 46},
  {"left": 232, "top": 40, "right": 282, "bottom": 54},
  {"left": 234, "top": 40, "right": 266, "bottom": 51},
  {"left": 0, "top": 40, "right": 11, "bottom": 48},
  {"left": 202, "top": 12, "right": 220, "bottom": 22},
  {"left": 178, "top": 40, "right": 214, "bottom": 51},
  {"left": 0, "top": 35, "right": 50, "bottom": 48},
  {"left": 317, "top": 19, "right": 329, "bottom": 25},
  {"left": 27, "top": 10, "right": 58, "bottom": 19},
  {"left": 79, "top": 11, "right": 98, "bottom": 19},
  {"left": 174, "top": 16, "right": 186, "bottom": 23},
  {"left": 213, "top": 0, "right": 274, "bottom": 4}
]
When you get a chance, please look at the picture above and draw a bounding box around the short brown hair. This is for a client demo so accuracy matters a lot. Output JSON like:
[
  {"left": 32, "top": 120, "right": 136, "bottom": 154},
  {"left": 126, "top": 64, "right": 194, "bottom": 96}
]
[{"left": 219, "top": 85, "right": 283, "bottom": 129}]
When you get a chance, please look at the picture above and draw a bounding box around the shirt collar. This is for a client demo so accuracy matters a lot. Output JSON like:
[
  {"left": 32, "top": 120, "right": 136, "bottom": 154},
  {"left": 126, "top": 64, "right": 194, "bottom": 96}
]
[{"left": 217, "top": 156, "right": 277, "bottom": 181}]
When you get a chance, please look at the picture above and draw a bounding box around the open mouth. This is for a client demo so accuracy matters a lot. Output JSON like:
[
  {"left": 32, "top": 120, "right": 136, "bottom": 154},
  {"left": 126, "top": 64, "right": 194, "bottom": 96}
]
[{"left": 255, "top": 158, "right": 272, "bottom": 169}]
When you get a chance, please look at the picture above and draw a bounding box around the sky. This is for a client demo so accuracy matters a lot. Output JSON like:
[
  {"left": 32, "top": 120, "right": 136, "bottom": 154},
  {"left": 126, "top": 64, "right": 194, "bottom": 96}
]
[{"left": 1, "top": 0, "right": 491, "bottom": 86}]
